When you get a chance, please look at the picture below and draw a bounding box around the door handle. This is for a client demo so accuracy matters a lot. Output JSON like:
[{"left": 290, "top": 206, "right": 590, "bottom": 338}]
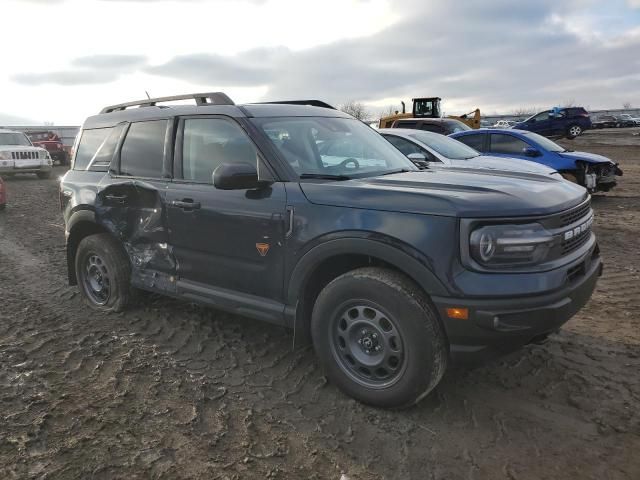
[{"left": 171, "top": 199, "right": 201, "bottom": 210}]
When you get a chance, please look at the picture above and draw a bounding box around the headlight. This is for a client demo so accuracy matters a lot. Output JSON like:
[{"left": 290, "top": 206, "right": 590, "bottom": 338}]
[
  {"left": 39, "top": 150, "right": 50, "bottom": 159},
  {"left": 0, "top": 152, "right": 11, "bottom": 160},
  {"left": 469, "top": 223, "right": 555, "bottom": 268}
]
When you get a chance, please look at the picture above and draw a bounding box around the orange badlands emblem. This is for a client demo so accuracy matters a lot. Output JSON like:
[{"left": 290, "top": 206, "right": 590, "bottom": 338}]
[{"left": 256, "top": 243, "right": 270, "bottom": 257}]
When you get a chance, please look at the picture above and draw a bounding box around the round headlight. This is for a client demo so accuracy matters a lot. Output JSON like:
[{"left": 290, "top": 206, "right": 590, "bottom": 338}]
[{"left": 478, "top": 231, "right": 496, "bottom": 261}]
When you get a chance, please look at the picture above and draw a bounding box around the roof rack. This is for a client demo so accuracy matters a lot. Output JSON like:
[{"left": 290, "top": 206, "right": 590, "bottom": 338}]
[
  {"left": 100, "top": 92, "right": 235, "bottom": 114},
  {"left": 255, "top": 100, "right": 336, "bottom": 110}
]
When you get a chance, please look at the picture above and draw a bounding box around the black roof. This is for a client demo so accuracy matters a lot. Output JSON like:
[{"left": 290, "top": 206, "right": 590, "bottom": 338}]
[{"left": 84, "top": 92, "right": 347, "bottom": 129}]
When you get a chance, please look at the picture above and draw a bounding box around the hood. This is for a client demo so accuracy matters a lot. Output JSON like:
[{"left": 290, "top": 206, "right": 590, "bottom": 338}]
[
  {"left": 0, "top": 145, "right": 46, "bottom": 153},
  {"left": 300, "top": 169, "right": 587, "bottom": 218},
  {"left": 558, "top": 150, "right": 616, "bottom": 165},
  {"left": 462, "top": 155, "right": 556, "bottom": 175}
]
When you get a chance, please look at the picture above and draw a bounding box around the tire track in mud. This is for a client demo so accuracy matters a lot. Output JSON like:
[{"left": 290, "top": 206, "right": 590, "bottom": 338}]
[{"left": 1, "top": 168, "right": 639, "bottom": 479}]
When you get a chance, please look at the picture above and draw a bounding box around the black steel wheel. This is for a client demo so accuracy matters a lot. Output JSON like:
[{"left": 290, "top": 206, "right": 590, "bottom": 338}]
[
  {"left": 331, "top": 303, "right": 406, "bottom": 389},
  {"left": 83, "top": 253, "right": 111, "bottom": 305},
  {"left": 75, "top": 233, "right": 132, "bottom": 312},
  {"left": 311, "top": 267, "right": 447, "bottom": 408}
]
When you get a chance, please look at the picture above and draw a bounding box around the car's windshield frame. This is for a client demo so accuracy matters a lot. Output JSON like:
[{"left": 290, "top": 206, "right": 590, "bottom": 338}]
[{"left": 251, "top": 116, "right": 418, "bottom": 180}]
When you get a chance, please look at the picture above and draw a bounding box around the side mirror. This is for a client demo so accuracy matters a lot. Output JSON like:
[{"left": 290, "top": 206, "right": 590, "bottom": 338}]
[
  {"left": 213, "top": 162, "right": 269, "bottom": 190},
  {"left": 407, "top": 152, "right": 427, "bottom": 162},
  {"left": 523, "top": 146, "right": 541, "bottom": 157}
]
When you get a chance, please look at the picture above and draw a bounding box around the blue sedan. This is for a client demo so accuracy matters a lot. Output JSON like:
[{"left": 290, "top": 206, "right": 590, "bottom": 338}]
[{"left": 450, "top": 129, "right": 623, "bottom": 193}]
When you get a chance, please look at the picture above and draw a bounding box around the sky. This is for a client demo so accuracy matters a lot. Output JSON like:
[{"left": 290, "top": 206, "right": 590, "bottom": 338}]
[{"left": 2, "top": 0, "right": 640, "bottom": 125}]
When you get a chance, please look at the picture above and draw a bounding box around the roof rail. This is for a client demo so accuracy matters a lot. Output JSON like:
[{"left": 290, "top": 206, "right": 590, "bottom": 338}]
[
  {"left": 255, "top": 100, "right": 336, "bottom": 110},
  {"left": 100, "top": 92, "right": 235, "bottom": 114}
]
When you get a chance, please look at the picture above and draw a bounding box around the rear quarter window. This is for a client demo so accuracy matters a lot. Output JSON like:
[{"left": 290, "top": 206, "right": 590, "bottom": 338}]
[
  {"left": 119, "top": 120, "right": 168, "bottom": 178},
  {"left": 73, "top": 128, "right": 112, "bottom": 170}
]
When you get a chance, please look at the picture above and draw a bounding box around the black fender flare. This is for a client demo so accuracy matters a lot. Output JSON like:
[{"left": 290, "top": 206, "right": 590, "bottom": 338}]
[{"left": 286, "top": 236, "right": 449, "bottom": 306}]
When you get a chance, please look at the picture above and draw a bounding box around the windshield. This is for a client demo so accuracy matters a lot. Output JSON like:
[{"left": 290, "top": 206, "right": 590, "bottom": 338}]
[
  {"left": 252, "top": 117, "right": 417, "bottom": 178},
  {"left": 409, "top": 131, "right": 479, "bottom": 160},
  {"left": 0, "top": 132, "right": 32, "bottom": 146},
  {"left": 523, "top": 131, "right": 565, "bottom": 152}
]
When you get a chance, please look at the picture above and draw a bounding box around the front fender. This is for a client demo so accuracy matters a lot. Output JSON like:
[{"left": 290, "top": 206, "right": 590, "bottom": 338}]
[{"left": 286, "top": 234, "right": 449, "bottom": 306}]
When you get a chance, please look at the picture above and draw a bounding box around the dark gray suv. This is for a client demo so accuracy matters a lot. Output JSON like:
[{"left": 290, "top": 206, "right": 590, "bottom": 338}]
[{"left": 60, "top": 93, "right": 602, "bottom": 408}]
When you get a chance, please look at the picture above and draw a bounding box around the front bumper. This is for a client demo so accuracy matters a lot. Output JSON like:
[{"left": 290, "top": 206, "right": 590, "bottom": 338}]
[
  {"left": 432, "top": 248, "right": 602, "bottom": 364},
  {"left": 0, "top": 161, "right": 52, "bottom": 174}
]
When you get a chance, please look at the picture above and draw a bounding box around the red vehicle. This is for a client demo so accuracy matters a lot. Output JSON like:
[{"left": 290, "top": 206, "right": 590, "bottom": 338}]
[
  {"left": 0, "top": 176, "right": 6, "bottom": 210},
  {"left": 26, "top": 131, "right": 68, "bottom": 165}
]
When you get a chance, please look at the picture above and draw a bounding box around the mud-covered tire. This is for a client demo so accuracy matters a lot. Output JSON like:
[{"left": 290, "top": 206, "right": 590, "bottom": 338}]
[
  {"left": 311, "top": 267, "right": 448, "bottom": 409},
  {"left": 37, "top": 171, "right": 52, "bottom": 179},
  {"left": 75, "top": 233, "right": 132, "bottom": 313}
]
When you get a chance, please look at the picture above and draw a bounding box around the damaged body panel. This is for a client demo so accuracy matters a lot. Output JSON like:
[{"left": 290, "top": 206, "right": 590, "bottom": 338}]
[
  {"left": 450, "top": 129, "right": 623, "bottom": 193},
  {"left": 94, "top": 181, "right": 177, "bottom": 293}
]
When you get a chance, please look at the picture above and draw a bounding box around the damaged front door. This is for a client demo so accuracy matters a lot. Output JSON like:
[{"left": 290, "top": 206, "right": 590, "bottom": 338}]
[{"left": 167, "top": 117, "right": 287, "bottom": 321}]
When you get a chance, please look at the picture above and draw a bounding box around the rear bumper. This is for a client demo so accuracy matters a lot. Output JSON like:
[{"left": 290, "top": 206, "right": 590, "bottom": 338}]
[{"left": 432, "top": 252, "right": 602, "bottom": 364}]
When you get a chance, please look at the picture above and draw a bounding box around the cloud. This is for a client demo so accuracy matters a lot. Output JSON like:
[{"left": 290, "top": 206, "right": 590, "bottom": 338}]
[
  {"left": 72, "top": 54, "right": 147, "bottom": 69},
  {"left": 10, "top": 0, "right": 640, "bottom": 111},
  {"left": 140, "top": 0, "right": 640, "bottom": 111},
  {"left": 12, "top": 54, "right": 148, "bottom": 86}
]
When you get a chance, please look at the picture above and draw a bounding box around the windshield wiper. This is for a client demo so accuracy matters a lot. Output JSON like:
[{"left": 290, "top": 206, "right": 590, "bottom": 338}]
[
  {"left": 299, "top": 173, "right": 352, "bottom": 180},
  {"left": 376, "top": 168, "right": 414, "bottom": 176}
]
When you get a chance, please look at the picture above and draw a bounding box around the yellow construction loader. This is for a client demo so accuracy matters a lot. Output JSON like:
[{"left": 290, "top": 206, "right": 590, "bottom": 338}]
[{"left": 378, "top": 97, "right": 481, "bottom": 129}]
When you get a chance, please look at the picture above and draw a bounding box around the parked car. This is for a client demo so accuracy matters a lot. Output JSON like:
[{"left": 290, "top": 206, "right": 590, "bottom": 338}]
[
  {"left": 618, "top": 113, "right": 640, "bottom": 126},
  {"left": 26, "top": 130, "right": 69, "bottom": 165},
  {"left": 390, "top": 117, "right": 471, "bottom": 135},
  {"left": 0, "top": 176, "right": 6, "bottom": 210},
  {"left": 480, "top": 120, "right": 492, "bottom": 128},
  {"left": 0, "top": 129, "right": 53, "bottom": 179},
  {"left": 492, "top": 120, "right": 516, "bottom": 129},
  {"left": 61, "top": 92, "right": 601, "bottom": 408},
  {"left": 591, "top": 115, "right": 632, "bottom": 129},
  {"left": 451, "top": 128, "right": 623, "bottom": 192},
  {"left": 380, "top": 128, "right": 562, "bottom": 178},
  {"left": 513, "top": 107, "right": 591, "bottom": 139}
]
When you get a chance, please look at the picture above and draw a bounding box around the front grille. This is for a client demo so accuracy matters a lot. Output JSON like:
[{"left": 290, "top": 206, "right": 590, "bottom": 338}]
[
  {"left": 559, "top": 200, "right": 591, "bottom": 227},
  {"left": 561, "top": 228, "right": 591, "bottom": 255},
  {"left": 11, "top": 151, "right": 39, "bottom": 160}
]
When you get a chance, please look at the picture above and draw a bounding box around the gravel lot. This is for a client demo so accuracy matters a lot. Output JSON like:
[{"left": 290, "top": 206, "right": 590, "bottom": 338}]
[{"left": 1, "top": 128, "right": 638, "bottom": 479}]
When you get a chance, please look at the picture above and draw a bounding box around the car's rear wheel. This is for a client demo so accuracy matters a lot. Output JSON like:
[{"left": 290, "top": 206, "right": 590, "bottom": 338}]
[
  {"left": 567, "top": 125, "right": 582, "bottom": 138},
  {"left": 75, "top": 233, "right": 132, "bottom": 312},
  {"left": 311, "top": 267, "right": 447, "bottom": 408}
]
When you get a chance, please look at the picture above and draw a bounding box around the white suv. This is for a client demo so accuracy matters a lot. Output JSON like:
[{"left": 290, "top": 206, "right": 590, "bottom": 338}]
[{"left": 0, "top": 129, "right": 53, "bottom": 179}]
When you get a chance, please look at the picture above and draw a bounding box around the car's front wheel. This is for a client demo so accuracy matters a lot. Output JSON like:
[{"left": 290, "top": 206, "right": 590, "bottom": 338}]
[
  {"left": 311, "top": 267, "right": 447, "bottom": 408},
  {"left": 567, "top": 125, "right": 583, "bottom": 138},
  {"left": 75, "top": 233, "right": 133, "bottom": 312}
]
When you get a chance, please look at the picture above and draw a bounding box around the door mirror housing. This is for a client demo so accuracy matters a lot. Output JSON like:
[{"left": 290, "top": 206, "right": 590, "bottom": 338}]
[
  {"left": 213, "top": 163, "right": 270, "bottom": 190},
  {"left": 407, "top": 152, "right": 427, "bottom": 162},
  {"left": 523, "top": 146, "right": 541, "bottom": 157}
]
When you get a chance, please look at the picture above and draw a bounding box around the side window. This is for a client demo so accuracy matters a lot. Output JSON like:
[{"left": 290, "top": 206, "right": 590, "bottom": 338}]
[
  {"left": 88, "top": 124, "right": 125, "bottom": 172},
  {"left": 384, "top": 135, "right": 423, "bottom": 156},
  {"left": 489, "top": 134, "right": 529, "bottom": 155},
  {"left": 457, "top": 134, "right": 486, "bottom": 152},
  {"left": 74, "top": 127, "right": 112, "bottom": 170},
  {"left": 182, "top": 118, "right": 259, "bottom": 183},
  {"left": 533, "top": 111, "right": 550, "bottom": 122},
  {"left": 120, "top": 120, "right": 168, "bottom": 178}
]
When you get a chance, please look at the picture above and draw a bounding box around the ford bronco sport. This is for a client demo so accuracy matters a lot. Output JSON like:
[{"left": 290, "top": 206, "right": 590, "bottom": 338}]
[{"left": 60, "top": 93, "right": 602, "bottom": 408}]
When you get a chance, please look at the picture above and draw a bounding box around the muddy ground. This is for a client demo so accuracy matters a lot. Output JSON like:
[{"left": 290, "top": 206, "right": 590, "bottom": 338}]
[{"left": 0, "top": 128, "right": 638, "bottom": 479}]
